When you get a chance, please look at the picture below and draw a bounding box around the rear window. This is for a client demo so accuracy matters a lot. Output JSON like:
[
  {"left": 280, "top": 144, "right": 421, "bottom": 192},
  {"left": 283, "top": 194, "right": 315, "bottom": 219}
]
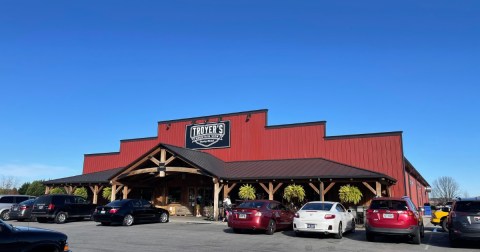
[
  {"left": 34, "top": 196, "right": 51, "bottom": 205},
  {"left": 370, "top": 200, "right": 409, "bottom": 211},
  {"left": 15, "top": 196, "right": 29, "bottom": 203},
  {"left": 454, "top": 201, "right": 480, "bottom": 213},
  {"left": 301, "top": 203, "right": 333, "bottom": 211},
  {"left": 19, "top": 199, "right": 35, "bottom": 205},
  {"left": 107, "top": 200, "right": 129, "bottom": 207},
  {"left": 238, "top": 201, "right": 265, "bottom": 209}
]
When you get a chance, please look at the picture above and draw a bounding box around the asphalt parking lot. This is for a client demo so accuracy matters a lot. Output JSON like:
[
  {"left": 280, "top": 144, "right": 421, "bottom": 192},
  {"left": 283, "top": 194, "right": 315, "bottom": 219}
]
[{"left": 5, "top": 217, "right": 480, "bottom": 252}]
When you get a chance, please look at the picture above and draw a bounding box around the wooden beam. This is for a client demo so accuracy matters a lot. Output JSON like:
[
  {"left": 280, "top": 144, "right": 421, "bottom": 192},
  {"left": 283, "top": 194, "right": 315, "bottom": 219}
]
[
  {"left": 165, "top": 155, "right": 176, "bottom": 165},
  {"left": 363, "top": 182, "right": 376, "bottom": 195},
  {"left": 320, "top": 182, "right": 325, "bottom": 201},
  {"left": 387, "top": 185, "right": 392, "bottom": 197},
  {"left": 376, "top": 181, "right": 381, "bottom": 196},
  {"left": 259, "top": 183, "right": 269, "bottom": 194},
  {"left": 149, "top": 156, "right": 160, "bottom": 166},
  {"left": 125, "top": 168, "right": 158, "bottom": 177},
  {"left": 123, "top": 186, "right": 131, "bottom": 199},
  {"left": 165, "top": 167, "right": 202, "bottom": 174},
  {"left": 160, "top": 149, "right": 166, "bottom": 162},
  {"left": 213, "top": 178, "right": 222, "bottom": 221},
  {"left": 308, "top": 183, "right": 319, "bottom": 194},
  {"left": 45, "top": 186, "right": 51, "bottom": 195},
  {"left": 111, "top": 184, "right": 117, "bottom": 202},
  {"left": 112, "top": 148, "right": 161, "bottom": 183},
  {"left": 223, "top": 183, "right": 237, "bottom": 199},
  {"left": 324, "top": 182, "right": 335, "bottom": 195},
  {"left": 272, "top": 183, "right": 283, "bottom": 194}
]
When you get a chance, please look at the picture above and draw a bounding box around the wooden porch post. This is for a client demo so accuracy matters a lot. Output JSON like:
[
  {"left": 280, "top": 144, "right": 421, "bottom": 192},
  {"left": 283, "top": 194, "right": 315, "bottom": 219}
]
[
  {"left": 376, "top": 182, "right": 381, "bottom": 197},
  {"left": 223, "top": 183, "right": 237, "bottom": 199},
  {"left": 123, "top": 186, "right": 131, "bottom": 199},
  {"left": 44, "top": 186, "right": 51, "bottom": 195},
  {"left": 320, "top": 181, "right": 325, "bottom": 201},
  {"left": 111, "top": 184, "right": 117, "bottom": 202},
  {"left": 213, "top": 178, "right": 223, "bottom": 221},
  {"left": 89, "top": 185, "right": 104, "bottom": 204}
]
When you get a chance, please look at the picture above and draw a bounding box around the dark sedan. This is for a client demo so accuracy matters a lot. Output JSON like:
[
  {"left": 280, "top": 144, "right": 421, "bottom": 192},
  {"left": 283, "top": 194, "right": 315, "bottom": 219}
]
[
  {"left": 9, "top": 199, "right": 36, "bottom": 222},
  {"left": 228, "top": 200, "right": 295, "bottom": 235},
  {"left": 93, "top": 199, "right": 169, "bottom": 226},
  {"left": 0, "top": 219, "right": 70, "bottom": 252}
]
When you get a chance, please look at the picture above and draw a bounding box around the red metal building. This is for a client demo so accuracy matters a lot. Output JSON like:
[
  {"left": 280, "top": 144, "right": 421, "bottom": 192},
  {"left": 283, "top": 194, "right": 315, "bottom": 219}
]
[{"left": 47, "top": 109, "right": 430, "bottom": 218}]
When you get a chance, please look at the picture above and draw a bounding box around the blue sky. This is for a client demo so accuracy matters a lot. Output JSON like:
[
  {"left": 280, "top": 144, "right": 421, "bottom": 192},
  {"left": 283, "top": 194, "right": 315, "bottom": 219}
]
[{"left": 0, "top": 1, "right": 479, "bottom": 197}]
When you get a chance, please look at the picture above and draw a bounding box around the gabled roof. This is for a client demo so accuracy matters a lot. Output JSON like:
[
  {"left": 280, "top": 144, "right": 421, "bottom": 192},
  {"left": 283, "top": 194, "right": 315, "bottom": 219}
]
[
  {"left": 43, "top": 167, "right": 124, "bottom": 185},
  {"left": 161, "top": 144, "right": 226, "bottom": 178},
  {"left": 225, "top": 158, "right": 396, "bottom": 182}
]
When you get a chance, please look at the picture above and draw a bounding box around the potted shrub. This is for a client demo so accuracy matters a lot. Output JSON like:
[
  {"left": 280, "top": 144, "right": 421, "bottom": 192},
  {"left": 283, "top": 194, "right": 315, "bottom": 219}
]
[
  {"left": 238, "top": 184, "right": 256, "bottom": 200},
  {"left": 102, "top": 187, "right": 112, "bottom": 202},
  {"left": 338, "top": 184, "right": 363, "bottom": 205},
  {"left": 73, "top": 187, "right": 88, "bottom": 199},
  {"left": 283, "top": 184, "right": 305, "bottom": 210}
]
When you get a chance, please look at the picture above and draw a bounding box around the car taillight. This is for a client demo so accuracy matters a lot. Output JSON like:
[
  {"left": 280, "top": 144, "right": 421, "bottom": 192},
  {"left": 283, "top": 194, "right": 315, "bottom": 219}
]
[
  {"left": 406, "top": 210, "right": 414, "bottom": 216},
  {"left": 294, "top": 213, "right": 300, "bottom": 218},
  {"left": 20, "top": 206, "right": 28, "bottom": 210},
  {"left": 325, "top": 214, "right": 335, "bottom": 219},
  {"left": 48, "top": 204, "right": 55, "bottom": 210},
  {"left": 254, "top": 212, "right": 262, "bottom": 217},
  {"left": 109, "top": 209, "right": 119, "bottom": 214}
]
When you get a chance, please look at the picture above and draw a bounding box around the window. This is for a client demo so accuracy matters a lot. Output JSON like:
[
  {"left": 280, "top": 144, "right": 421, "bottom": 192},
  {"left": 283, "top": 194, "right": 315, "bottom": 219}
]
[
  {"left": 141, "top": 199, "right": 151, "bottom": 208},
  {"left": 301, "top": 203, "right": 333, "bottom": 211},
  {"left": 238, "top": 201, "right": 265, "bottom": 209},
  {"left": 168, "top": 187, "right": 182, "bottom": 204},
  {"left": 0, "top": 197, "right": 14, "bottom": 203},
  {"left": 15, "top": 196, "right": 29, "bottom": 203},
  {"left": 75, "top": 197, "right": 87, "bottom": 204},
  {"left": 336, "top": 204, "right": 345, "bottom": 212}
]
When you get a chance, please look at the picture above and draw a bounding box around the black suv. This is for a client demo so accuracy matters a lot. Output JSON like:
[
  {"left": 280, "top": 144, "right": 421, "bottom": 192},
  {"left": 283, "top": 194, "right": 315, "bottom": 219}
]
[
  {"left": 31, "top": 194, "right": 96, "bottom": 224},
  {"left": 447, "top": 197, "right": 480, "bottom": 247}
]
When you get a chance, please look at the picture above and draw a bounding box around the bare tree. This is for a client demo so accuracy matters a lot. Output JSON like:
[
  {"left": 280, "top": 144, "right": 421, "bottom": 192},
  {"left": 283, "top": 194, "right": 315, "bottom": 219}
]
[
  {"left": 0, "top": 176, "right": 18, "bottom": 194},
  {"left": 431, "top": 176, "right": 460, "bottom": 204}
]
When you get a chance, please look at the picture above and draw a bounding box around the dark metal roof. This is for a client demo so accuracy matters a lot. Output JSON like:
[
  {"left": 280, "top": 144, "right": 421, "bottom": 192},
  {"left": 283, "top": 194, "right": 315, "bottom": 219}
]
[
  {"left": 162, "top": 144, "right": 226, "bottom": 178},
  {"left": 43, "top": 167, "right": 124, "bottom": 185},
  {"left": 225, "top": 158, "right": 396, "bottom": 182}
]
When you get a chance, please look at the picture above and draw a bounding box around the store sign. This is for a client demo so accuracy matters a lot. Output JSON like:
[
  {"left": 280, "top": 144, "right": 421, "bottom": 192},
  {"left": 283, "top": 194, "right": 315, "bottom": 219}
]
[{"left": 185, "top": 121, "right": 230, "bottom": 149}]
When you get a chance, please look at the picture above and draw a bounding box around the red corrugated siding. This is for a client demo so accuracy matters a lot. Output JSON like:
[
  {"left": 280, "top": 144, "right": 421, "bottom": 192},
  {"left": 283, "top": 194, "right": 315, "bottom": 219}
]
[
  {"left": 83, "top": 110, "right": 413, "bottom": 197},
  {"left": 83, "top": 138, "right": 159, "bottom": 174}
]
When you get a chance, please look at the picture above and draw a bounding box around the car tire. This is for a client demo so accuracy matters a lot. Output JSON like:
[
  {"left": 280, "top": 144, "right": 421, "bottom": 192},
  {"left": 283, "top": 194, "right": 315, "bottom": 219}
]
[
  {"left": 159, "top": 212, "right": 169, "bottom": 223},
  {"left": 420, "top": 224, "right": 425, "bottom": 238},
  {"left": 366, "top": 231, "right": 375, "bottom": 242},
  {"left": 412, "top": 227, "right": 421, "bottom": 244},
  {"left": 1, "top": 210, "right": 10, "bottom": 221},
  {"left": 350, "top": 219, "right": 356, "bottom": 233},
  {"left": 334, "top": 222, "right": 343, "bottom": 239},
  {"left": 441, "top": 218, "right": 448, "bottom": 232},
  {"left": 55, "top": 212, "right": 67, "bottom": 224},
  {"left": 37, "top": 217, "right": 48, "bottom": 223},
  {"left": 123, "top": 214, "right": 134, "bottom": 226},
  {"left": 265, "top": 219, "right": 276, "bottom": 235}
]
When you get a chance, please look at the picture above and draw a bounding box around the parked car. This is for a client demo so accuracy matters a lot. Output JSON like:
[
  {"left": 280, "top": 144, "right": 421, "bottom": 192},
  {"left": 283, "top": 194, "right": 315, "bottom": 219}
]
[
  {"left": 365, "top": 196, "right": 424, "bottom": 244},
  {"left": 0, "top": 195, "right": 35, "bottom": 220},
  {"left": 0, "top": 218, "right": 70, "bottom": 252},
  {"left": 293, "top": 201, "right": 355, "bottom": 239},
  {"left": 9, "top": 198, "right": 36, "bottom": 222},
  {"left": 430, "top": 202, "right": 452, "bottom": 231},
  {"left": 92, "top": 199, "right": 169, "bottom": 226},
  {"left": 31, "top": 194, "right": 96, "bottom": 224},
  {"left": 228, "top": 200, "right": 294, "bottom": 235},
  {"left": 447, "top": 197, "right": 480, "bottom": 247}
]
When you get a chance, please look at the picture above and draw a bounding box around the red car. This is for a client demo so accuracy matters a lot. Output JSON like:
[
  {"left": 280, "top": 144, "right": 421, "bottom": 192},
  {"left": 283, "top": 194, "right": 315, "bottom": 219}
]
[
  {"left": 365, "top": 196, "right": 424, "bottom": 244},
  {"left": 228, "top": 200, "right": 294, "bottom": 235}
]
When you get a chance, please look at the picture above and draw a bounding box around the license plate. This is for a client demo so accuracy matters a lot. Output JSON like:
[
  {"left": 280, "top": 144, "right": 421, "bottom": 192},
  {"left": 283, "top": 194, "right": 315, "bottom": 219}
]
[
  {"left": 13, "top": 207, "right": 18, "bottom": 211},
  {"left": 383, "top": 214, "right": 394, "bottom": 219},
  {"left": 307, "top": 224, "right": 316, "bottom": 229},
  {"left": 239, "top": 214, "right": 246, "bottom": 219},
  {"left": 101, "top": 210, "right": 106, "bottom": 214},
  {"left": 475, "top": 217, "right": 480, "bottom": 222},
  {"left": 39, "top": 205, "right": 44, "bottom": 209}
]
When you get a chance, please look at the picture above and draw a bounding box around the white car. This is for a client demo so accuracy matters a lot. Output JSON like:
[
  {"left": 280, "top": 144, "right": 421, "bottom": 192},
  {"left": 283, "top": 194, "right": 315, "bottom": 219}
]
[{"left": 293, "top": 201, "right": 356, "bottom": 239}]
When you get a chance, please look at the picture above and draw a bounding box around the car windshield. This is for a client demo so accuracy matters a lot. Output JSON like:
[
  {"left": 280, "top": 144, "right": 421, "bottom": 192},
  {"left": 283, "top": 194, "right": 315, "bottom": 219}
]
[
  {"left": 34, "top": 196, "right": 49, "bottom": 205},
  {"left": 237, "top": 201, "right": 265, "bottom": 209},
  {"left": 107, "top": 200, "right": 128, "bottom": 207},
  {"left": 301, "top": 203, "right": 333, "bottom": 211},
  {"left": 19, "top": 199, "right": 35, "bottom": 205},
  {"left": 370, "top": 200, "right": 408, "bottom": 211},
  {"left": 455, "top": 201, "right": 480, "bottom": 213}
]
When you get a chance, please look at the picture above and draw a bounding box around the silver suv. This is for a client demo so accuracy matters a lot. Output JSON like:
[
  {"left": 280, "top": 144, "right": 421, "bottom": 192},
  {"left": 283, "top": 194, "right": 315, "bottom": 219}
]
[{"left": 0, "top": 195, "right": 35, "bottom": 220}]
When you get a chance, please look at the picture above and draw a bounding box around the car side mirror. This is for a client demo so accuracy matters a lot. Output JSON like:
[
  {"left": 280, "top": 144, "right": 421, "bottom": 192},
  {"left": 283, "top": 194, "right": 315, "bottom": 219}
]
[
  {"left": 347, "top": 209, "right": 352, "bottom": 213},
  {"left": 442, "top": 207, "right": 450, "bottom": 212}
]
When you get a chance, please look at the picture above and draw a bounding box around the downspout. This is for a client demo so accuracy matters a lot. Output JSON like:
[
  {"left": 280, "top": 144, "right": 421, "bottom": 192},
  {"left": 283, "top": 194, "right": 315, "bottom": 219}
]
[{"left": 400, "top": 133, "right": 408, "bottom": 196}]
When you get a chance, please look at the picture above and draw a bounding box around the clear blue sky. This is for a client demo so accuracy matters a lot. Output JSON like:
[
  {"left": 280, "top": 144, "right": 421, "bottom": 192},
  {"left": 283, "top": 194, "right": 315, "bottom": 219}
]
[{"left": 1, "top": 1, "right": 478, "bottom": 197}]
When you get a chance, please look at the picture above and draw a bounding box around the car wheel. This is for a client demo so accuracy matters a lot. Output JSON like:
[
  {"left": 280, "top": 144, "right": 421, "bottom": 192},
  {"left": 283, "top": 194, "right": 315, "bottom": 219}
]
[
  {"left": 101, "top": 222, "right": 110, "bottom": 226},
  {"left": 123, "top": 214, "right": 134, "bottom": 226},
  {"left": 55, "top": 212, "right": 67, "bottom": 224},
  {"left": 265, "top": 219, "right": 276, "bottom": 235},
  {"left": 366, "top": 231, "right": 375, "bottom": 242},
  {"left": 441, "top": 218, "right": 448, "bottom": 232},
  {"left": 350, "top": 219, "right": 356, "bottom": 233},
  {"left": 159, "top": 212, "right": 169, "bottom": 223},
  {"left": 37, "top": 217, "right": 48, "bottom": 223},
  {"left": 420, "top": 224, "right": 425, "bottom": 238},
  {"left": 1, "top": 210, "right": 10, "bottom": 221},
  {"left": 334, "top": 222, "right": 343, "bottom": 239},
  {"left": 412, "top": 227, "right": 421, "bottom": 244}
]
